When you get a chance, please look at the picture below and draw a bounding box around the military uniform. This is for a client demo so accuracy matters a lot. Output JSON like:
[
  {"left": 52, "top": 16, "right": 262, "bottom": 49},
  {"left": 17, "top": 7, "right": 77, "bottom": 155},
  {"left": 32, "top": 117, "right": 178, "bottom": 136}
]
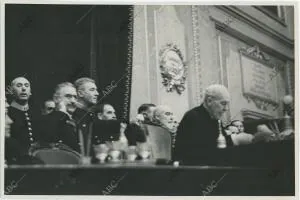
[
  {"left": 8, "top": 101, "right": 40, "bottom": 152},
  {"left": 6, "top": 101, "right": 44, "bottom": 164},
  {"left": 38, "top": 108, "right": 97, "bottom": 154},
  {"left": 70, "top": 108, "right": 97, "bottom": 154}
]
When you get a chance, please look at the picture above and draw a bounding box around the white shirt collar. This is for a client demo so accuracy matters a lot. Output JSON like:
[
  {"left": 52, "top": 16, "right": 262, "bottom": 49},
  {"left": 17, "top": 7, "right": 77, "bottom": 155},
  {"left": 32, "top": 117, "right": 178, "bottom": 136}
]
[{"left": 11, "top": 101, "right": 29, "bottom": 111}]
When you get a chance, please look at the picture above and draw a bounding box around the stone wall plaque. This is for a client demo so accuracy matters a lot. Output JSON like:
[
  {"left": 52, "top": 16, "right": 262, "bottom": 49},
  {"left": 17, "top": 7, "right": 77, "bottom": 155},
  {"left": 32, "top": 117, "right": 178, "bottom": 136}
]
[{"left": 240, "top": 50, "right": 279, "bottom": 110}]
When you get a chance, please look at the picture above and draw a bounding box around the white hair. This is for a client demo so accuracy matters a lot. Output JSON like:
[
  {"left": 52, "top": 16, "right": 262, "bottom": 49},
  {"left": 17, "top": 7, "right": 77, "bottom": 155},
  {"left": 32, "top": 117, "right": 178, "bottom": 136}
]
[
  {"left": 204, "top": 84, "right": 230, "bottom": 102},
  {"left": 74, "top": 77, "right": 95, "bottom": 91},
  {"left": 53, "top": 82, "right": 75, "bottom": 103},
  {"left": 153, "top": 105, "right": 172, "bottom": 118}
]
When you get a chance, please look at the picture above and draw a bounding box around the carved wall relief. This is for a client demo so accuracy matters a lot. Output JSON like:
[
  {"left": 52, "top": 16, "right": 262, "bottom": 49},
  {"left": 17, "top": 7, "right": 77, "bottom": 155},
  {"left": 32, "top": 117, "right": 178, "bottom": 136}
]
[{"left": 159, "top": 43, "right": 187, "bottom": 94}]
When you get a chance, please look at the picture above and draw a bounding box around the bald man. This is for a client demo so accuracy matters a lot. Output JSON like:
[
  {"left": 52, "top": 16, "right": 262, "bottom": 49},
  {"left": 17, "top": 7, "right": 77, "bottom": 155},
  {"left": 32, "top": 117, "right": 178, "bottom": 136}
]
[
  {"left": 173, "top": 84, "right": 233, "bottom": 164},
  {"left": 153, "top": 105, "right": 177, "bottom": 132},
  {"left": 7, "top": 77, "right": 41, "bottom": 154}
]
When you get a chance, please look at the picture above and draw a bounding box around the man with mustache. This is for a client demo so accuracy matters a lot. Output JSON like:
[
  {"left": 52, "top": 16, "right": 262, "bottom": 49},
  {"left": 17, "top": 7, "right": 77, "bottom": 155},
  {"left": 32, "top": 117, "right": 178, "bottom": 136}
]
[
  {"left": 173, "top": 84, "right": 233, "bottom": 164},
  {"left": 38, "top": 82, "right": 79, "bottom": 148},
  {"left": 7, "top": 77, "right": 40, "bottom": 153}
]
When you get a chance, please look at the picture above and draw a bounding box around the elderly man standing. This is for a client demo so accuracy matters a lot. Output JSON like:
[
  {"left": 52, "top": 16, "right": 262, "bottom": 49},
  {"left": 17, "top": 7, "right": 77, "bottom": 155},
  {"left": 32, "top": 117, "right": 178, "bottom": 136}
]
[
  {"left": 7, "top": 77, "right": 40, "bottom": 152},
  {"left": 173, "top": 84, "right": 233, "bottom": 164}
]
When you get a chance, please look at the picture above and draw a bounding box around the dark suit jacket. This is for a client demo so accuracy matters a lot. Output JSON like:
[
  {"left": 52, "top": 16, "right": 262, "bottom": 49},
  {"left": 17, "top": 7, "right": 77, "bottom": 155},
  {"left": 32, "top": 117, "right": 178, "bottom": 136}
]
[
  {"left": 38, "top": 109, "right": 121, "bottom": 154},
  {"left": 38, "top": 109, "right": 96, "bottom": 153},
  {"left": 173, "top": 104, "right": 233, "bottom": 165},
  {"left": 37, "top": 110, "right": 77, "bottom": 147}
]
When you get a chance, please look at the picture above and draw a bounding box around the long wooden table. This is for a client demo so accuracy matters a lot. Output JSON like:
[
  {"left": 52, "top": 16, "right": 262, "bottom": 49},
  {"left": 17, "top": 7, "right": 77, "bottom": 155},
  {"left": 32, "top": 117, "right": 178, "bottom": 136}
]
[{"left": 4, "top": 140, "right": 295, "bottom": 196}]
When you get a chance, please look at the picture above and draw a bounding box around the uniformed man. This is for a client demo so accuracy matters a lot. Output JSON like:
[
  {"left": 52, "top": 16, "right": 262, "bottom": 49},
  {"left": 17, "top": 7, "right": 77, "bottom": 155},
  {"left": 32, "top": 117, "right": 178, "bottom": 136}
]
[
  {"left": 73, "top": 77, "right": 100, "bottom": 155},
  {"left": 6, "top": 97, "right": 43, "bottom": 165},
  {"left": 38, "top": 82, "right": 78, "bottom": 149},
  {"left": 7, "top": 77, "right": 40, "bottom": 153}
]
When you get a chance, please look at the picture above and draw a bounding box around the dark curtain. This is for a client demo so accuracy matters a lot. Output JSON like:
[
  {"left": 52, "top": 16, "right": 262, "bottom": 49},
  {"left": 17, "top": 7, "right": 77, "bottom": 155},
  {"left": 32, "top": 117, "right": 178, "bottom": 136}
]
[
  {"left": 93, "top": 6, "right": 133, "bottom": 121},
  {"left": 5, "top": 4, "right": 132, "bottom": 119}
]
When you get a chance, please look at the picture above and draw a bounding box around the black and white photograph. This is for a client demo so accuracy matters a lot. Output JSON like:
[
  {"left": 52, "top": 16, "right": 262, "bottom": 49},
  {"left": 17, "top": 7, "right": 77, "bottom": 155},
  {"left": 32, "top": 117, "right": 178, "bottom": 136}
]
[{"left": 1, "top": 1, "right": 297, "bottom": 198}]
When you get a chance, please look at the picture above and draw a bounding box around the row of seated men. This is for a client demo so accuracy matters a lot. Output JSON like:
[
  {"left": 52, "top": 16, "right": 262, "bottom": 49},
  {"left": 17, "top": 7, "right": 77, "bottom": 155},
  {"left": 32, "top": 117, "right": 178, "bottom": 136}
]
[
  {"left": 5, "top": 76, "right": 286, "bottom": 165},
  {"left": 5, "top": 76, "right": 180, "bottom": 164}
]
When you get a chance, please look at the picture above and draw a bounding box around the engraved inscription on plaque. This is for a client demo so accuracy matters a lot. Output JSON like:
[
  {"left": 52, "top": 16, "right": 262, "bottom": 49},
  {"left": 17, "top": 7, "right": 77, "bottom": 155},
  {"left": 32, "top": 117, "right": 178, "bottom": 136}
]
[{"left": 240, "top": 53, "right": 279, "bottom": 106}]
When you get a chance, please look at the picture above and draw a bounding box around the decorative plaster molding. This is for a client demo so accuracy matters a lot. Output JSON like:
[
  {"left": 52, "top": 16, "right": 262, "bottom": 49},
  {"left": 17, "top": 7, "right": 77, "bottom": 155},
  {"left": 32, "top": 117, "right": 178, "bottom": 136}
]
[
  {"left": 244, "top": 95, "right": 280, "bottom": 111},
  {"left": 191, "top": 5, "right": 203, "bottom": 104},
  {"left": 285, "top": 61, "right": 293, "bottom": 95},
  {"left": 253, "top": 6, "right": 287, "bottom": 27},
  {"left": 242, "top": 109, "right": 273, "bottom": 120},
  {"left": 211, "top": 17, "right": 293, "bottom": 61},
  {"left": 215, "top": 6, "right": 293, "bottom": 48},
  {"left": 240, "top": 45, "right": 270, "bottom": 62},
  {"left": 158, "top": 43, "right": 187, "bottom": 94}
]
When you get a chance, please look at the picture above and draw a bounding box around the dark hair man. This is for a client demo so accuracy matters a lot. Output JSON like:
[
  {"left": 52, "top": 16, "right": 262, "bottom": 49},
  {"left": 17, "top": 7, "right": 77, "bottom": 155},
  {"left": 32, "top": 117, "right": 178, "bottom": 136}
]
[
  {"left": 137, "top": 103, "right": 156, "bottom": 124},
  {"left": 97, "top": 103, "right": 117, "bottom": 120}
]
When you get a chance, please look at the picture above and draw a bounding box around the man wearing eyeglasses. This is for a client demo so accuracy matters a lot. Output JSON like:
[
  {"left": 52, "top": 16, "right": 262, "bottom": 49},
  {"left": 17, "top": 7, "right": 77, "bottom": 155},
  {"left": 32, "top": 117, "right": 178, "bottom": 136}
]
[{"left": 173, "top": 84, "right": 234, "bottom": 165}]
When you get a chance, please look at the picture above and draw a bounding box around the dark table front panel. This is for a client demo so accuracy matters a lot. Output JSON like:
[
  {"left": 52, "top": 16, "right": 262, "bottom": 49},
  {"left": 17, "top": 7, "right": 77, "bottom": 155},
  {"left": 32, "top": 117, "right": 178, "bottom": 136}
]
[
  {"left": 4, "top": 140, "right": 295, "bottom": 196},
  {"left": 4, "top": 165, "right": 294, "bottom": 196}
]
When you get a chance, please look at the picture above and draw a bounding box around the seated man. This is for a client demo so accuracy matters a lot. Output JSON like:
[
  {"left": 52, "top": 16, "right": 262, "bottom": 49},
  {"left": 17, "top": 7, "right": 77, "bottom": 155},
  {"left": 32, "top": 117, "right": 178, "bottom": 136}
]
[
  {"left": 7, "top": 77, "right": 41, "bottom": 153},
  {"left": 153, "top": 105, "right": 178, "bottom": 151},
  {"left": 96, "top": 103, "right": 117, "bottom": 120},
  {"left": 132, "top": 105, "right": 177, "bottom": 160},
  {"left": 5, "top": 98, "right": 43, "bottom": 165},
  {"left": 136, "top": 103, "right": 156, "bottom": 124},
  {"left": 38, "top": 82, "right": 79, "bottom": 148},
  {"left": 153, "top": 105, "right": 177, "bottom": 132},
  {"left": 173, "top": 84, "right": 233, "bottom": 164}
]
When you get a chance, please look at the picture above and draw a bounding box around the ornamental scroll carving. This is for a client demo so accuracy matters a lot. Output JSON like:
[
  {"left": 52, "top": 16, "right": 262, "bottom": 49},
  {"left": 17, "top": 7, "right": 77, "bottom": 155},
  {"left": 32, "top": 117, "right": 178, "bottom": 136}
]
[{"left": 159, "top": 43, "right": 187, "bottom": 95}]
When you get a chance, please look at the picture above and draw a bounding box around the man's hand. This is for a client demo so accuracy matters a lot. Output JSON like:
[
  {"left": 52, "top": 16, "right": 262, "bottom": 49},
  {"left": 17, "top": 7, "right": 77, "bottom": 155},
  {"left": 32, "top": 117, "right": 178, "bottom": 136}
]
[
  {"left": 57, "top": 100, "right": 67, "bottom": 113},
  {"left": 130, "top": 114, "right": 144, "bottom": 126}
]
